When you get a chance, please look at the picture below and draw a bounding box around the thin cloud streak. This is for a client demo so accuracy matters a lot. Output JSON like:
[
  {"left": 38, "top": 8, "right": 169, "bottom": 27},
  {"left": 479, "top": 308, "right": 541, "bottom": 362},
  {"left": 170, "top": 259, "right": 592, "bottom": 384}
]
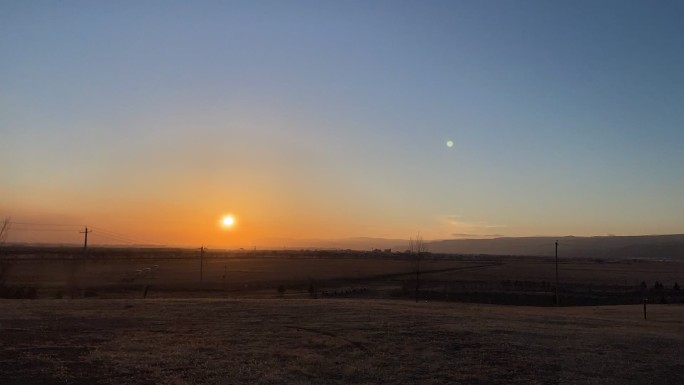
[{"left": 451, "top": 233, "right": 505, "bottom": 239}]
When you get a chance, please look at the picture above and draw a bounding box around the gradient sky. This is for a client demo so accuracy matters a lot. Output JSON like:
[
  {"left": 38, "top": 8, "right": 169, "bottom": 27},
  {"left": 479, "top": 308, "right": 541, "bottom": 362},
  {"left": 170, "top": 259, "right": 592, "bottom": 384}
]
[{"left": 2, "top": 1, "right": 684, "bottom": 247}]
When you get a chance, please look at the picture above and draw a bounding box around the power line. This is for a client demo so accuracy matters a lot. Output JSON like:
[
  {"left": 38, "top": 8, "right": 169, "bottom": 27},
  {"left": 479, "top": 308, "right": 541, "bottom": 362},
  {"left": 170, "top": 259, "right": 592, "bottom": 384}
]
[
  {"left": 89, "top": 232, "right": 142, "bottom": 244},
  {"left": 88, "top": 226, "right": 145, "bottom": 241},
  {"left": 89, "top": 234, "right": 128, "bottom": 244},
  {"left": 11, "top": 222, "right": 83, "bottom": 227},
  {"left": 8, "top": 220, "right": 157, "bottom": 246},
  {"left": 88, "top": 226, "right": 153, "bottom": 245},
  {"left": 10, "top": 228, "right": 80, "bottom": 232},
  {"left": 10, "top": 222, "right": 83, "bottom": 235}
]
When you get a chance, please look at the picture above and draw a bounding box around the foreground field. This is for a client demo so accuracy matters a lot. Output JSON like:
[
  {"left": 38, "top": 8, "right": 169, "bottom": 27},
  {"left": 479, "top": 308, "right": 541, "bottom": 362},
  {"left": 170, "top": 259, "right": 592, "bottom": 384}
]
[{"left": 1, "top": 298, "right": 682, "bottom": 384}]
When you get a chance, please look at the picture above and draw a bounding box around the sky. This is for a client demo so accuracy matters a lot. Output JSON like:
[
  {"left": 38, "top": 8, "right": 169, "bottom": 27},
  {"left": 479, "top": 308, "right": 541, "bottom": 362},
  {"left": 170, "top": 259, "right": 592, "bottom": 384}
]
[{"left": 2, "top": 1, "right": 684, "bottom": 248}]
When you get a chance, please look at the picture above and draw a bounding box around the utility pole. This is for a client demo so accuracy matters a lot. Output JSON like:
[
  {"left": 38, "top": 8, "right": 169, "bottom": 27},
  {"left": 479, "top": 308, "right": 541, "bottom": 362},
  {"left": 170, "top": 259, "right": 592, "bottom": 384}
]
[
  {"left": 199, "top": 245, "right": 204, "bottom": 292},
  {"left": 415, "top": 261, "right": 420, "bottom": 303},
  {"left": 555, "top": 240, "right": 559, "bottom": 307},
  {"left": 80, "top": 227, "right": 91, "bottom": 257}
]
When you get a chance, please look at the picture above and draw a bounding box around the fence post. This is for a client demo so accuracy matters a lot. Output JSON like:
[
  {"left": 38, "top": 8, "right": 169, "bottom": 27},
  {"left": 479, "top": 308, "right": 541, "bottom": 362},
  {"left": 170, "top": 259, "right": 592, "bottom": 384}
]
[{"left": 643, "top": 298, "right": 647, "bottom": 320}]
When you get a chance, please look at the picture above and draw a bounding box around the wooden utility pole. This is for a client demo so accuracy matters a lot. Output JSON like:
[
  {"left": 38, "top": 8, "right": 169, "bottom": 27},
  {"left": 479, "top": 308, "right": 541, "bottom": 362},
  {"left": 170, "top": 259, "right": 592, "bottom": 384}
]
[
  {"left": 80, "top": 227, "right": 91, "bottom": 256},
  {"left": 222, "top": 265, "right": 227, "bottom": 292},
  {"left": 199, "top": 245, "right": 204, "bottom": 292},
  {"left": 415, "top": 261, "right": 420, "bottom": 303},
  {"left": 555, "top": 240, "right": 559, "bottom": 306}
]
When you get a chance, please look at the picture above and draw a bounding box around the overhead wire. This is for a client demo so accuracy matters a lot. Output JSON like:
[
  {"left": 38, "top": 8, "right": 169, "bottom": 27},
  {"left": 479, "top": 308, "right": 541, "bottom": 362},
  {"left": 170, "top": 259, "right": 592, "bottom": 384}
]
[
  {"left": 88, "top": 226, "right": 154, "bottom": 245},
  {"left": 7, "top": 220, "right": 157, "bottom": 246},
  {"left": 8, "top": 221, "right": 83, "bottom": 236},
  {"left": 10, "top": 228, "right": 79, "bottom": 232},
  {"left": 90, "top": 231, "right": 144, "bottom": 245},
  {"left": 11, "top": 222, "right": 83, "bottom": 227},
  {"left": 89, "top": 232, "right": 134, "bottom": 244}
]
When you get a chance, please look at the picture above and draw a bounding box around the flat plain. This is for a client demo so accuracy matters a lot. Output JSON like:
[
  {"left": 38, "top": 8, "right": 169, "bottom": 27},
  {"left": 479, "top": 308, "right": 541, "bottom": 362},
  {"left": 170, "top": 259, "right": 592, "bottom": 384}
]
[
  {"left": 4, "top": 251, "right": 684, "bottom": 304},
  {"left": 1, "top": 298, "right": 683, "bottom": 384},
  {"left": 1, "top": 250, "right": 684, "bottom": 383}
]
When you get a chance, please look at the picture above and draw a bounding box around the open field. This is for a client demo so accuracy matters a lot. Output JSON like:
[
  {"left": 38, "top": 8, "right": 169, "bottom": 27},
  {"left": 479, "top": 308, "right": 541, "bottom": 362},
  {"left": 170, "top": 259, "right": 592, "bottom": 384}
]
[
  {"left": 3, "top": 254, "right": 484, "bottom": 297},
  {"left": 1, "top": 298, "right": 683, "bottom": 384},
  {"left": 2, "top": 249, "right": 684, "bottom": 383},
  {"left": 2, "top": 248, "right": 684, "bottom": 305}
]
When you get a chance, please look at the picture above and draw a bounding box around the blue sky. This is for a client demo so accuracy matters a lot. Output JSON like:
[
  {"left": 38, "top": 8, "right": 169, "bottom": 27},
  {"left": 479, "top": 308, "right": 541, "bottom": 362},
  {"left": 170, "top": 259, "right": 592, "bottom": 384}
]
[{"left": 2, "top": 1, "right": 683, "bottom": 246}]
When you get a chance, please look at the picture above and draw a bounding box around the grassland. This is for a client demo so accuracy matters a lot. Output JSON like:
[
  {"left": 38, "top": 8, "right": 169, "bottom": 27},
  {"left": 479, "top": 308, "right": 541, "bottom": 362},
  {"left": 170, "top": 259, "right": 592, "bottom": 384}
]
[
  {"left": 3, "top": 249, "right": 683, "bottom": 305},
  {"left": 1, "top": 298, "right": 683, "bottom": 384},
  {"left": 1, "top": 248, "right": 683, "bottom": 383}
]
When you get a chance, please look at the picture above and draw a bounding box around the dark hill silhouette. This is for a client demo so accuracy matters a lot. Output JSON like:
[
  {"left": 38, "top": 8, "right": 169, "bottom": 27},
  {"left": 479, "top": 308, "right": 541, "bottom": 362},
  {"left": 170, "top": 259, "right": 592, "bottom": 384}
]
[
  {"left": 425, "top": 235, "right": 684, "bottom": 260},
  {"left": 258, "top": 234, "right": 684, "bottom": 260}
]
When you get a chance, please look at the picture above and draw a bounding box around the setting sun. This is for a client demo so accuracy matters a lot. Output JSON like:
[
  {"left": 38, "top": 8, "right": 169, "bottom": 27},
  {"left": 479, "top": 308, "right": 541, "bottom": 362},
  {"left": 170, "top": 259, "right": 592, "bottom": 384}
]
[{"left": 221, "top": 215, "right": 235, "bottom": 228}]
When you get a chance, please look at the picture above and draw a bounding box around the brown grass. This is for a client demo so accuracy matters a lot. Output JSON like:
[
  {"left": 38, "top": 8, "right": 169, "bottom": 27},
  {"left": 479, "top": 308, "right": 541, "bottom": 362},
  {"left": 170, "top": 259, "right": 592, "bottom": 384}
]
[
  {"left": 4, "top": 255, "right": 683, "bottom": 306},
  {"left": 5, "top": 256, "right": 683, "bottom": 293},
  {"left": 1, "top": 298, "right": 682, "bottom": 384},
  {"left": 5, "top": 257, "right": 468, "bottom": 288}
]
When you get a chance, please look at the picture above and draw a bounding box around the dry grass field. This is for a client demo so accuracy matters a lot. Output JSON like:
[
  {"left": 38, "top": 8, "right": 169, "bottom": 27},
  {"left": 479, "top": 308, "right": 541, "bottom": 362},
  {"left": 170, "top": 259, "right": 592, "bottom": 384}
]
[
  {"left": 1, "top": 298, "right": 683, "bottom": 384},
  {"left": 2, "top": 250, "right": 683, "bottom": 383},
  {"left": 4, "top": 256, "right": 462, "bottom": 286},
  {"left": 3, "top": 256, "right": 482, "bottom": 297},
  {"left": 3, "top": 252, "right": 683, "bottom": 305}
]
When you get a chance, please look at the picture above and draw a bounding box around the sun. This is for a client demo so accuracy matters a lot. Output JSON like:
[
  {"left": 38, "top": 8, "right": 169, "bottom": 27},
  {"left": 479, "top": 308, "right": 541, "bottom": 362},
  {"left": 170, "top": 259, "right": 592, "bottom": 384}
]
[{"left": 221, "top": 215, "right": 235, "bottom": 228}]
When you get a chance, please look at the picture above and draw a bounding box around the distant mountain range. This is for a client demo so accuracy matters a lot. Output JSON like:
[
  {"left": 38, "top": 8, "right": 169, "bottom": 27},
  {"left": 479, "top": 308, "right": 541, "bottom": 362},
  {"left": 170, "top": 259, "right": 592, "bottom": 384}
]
[
  {"left": 255, "top": 237, "right": 406, "bottom": 251},
  {"left": 425, "top": 235, "right": 684, "bottom": 260},
  {"left": 258, "top": 235, "right": 684, "bottom": 260}
]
